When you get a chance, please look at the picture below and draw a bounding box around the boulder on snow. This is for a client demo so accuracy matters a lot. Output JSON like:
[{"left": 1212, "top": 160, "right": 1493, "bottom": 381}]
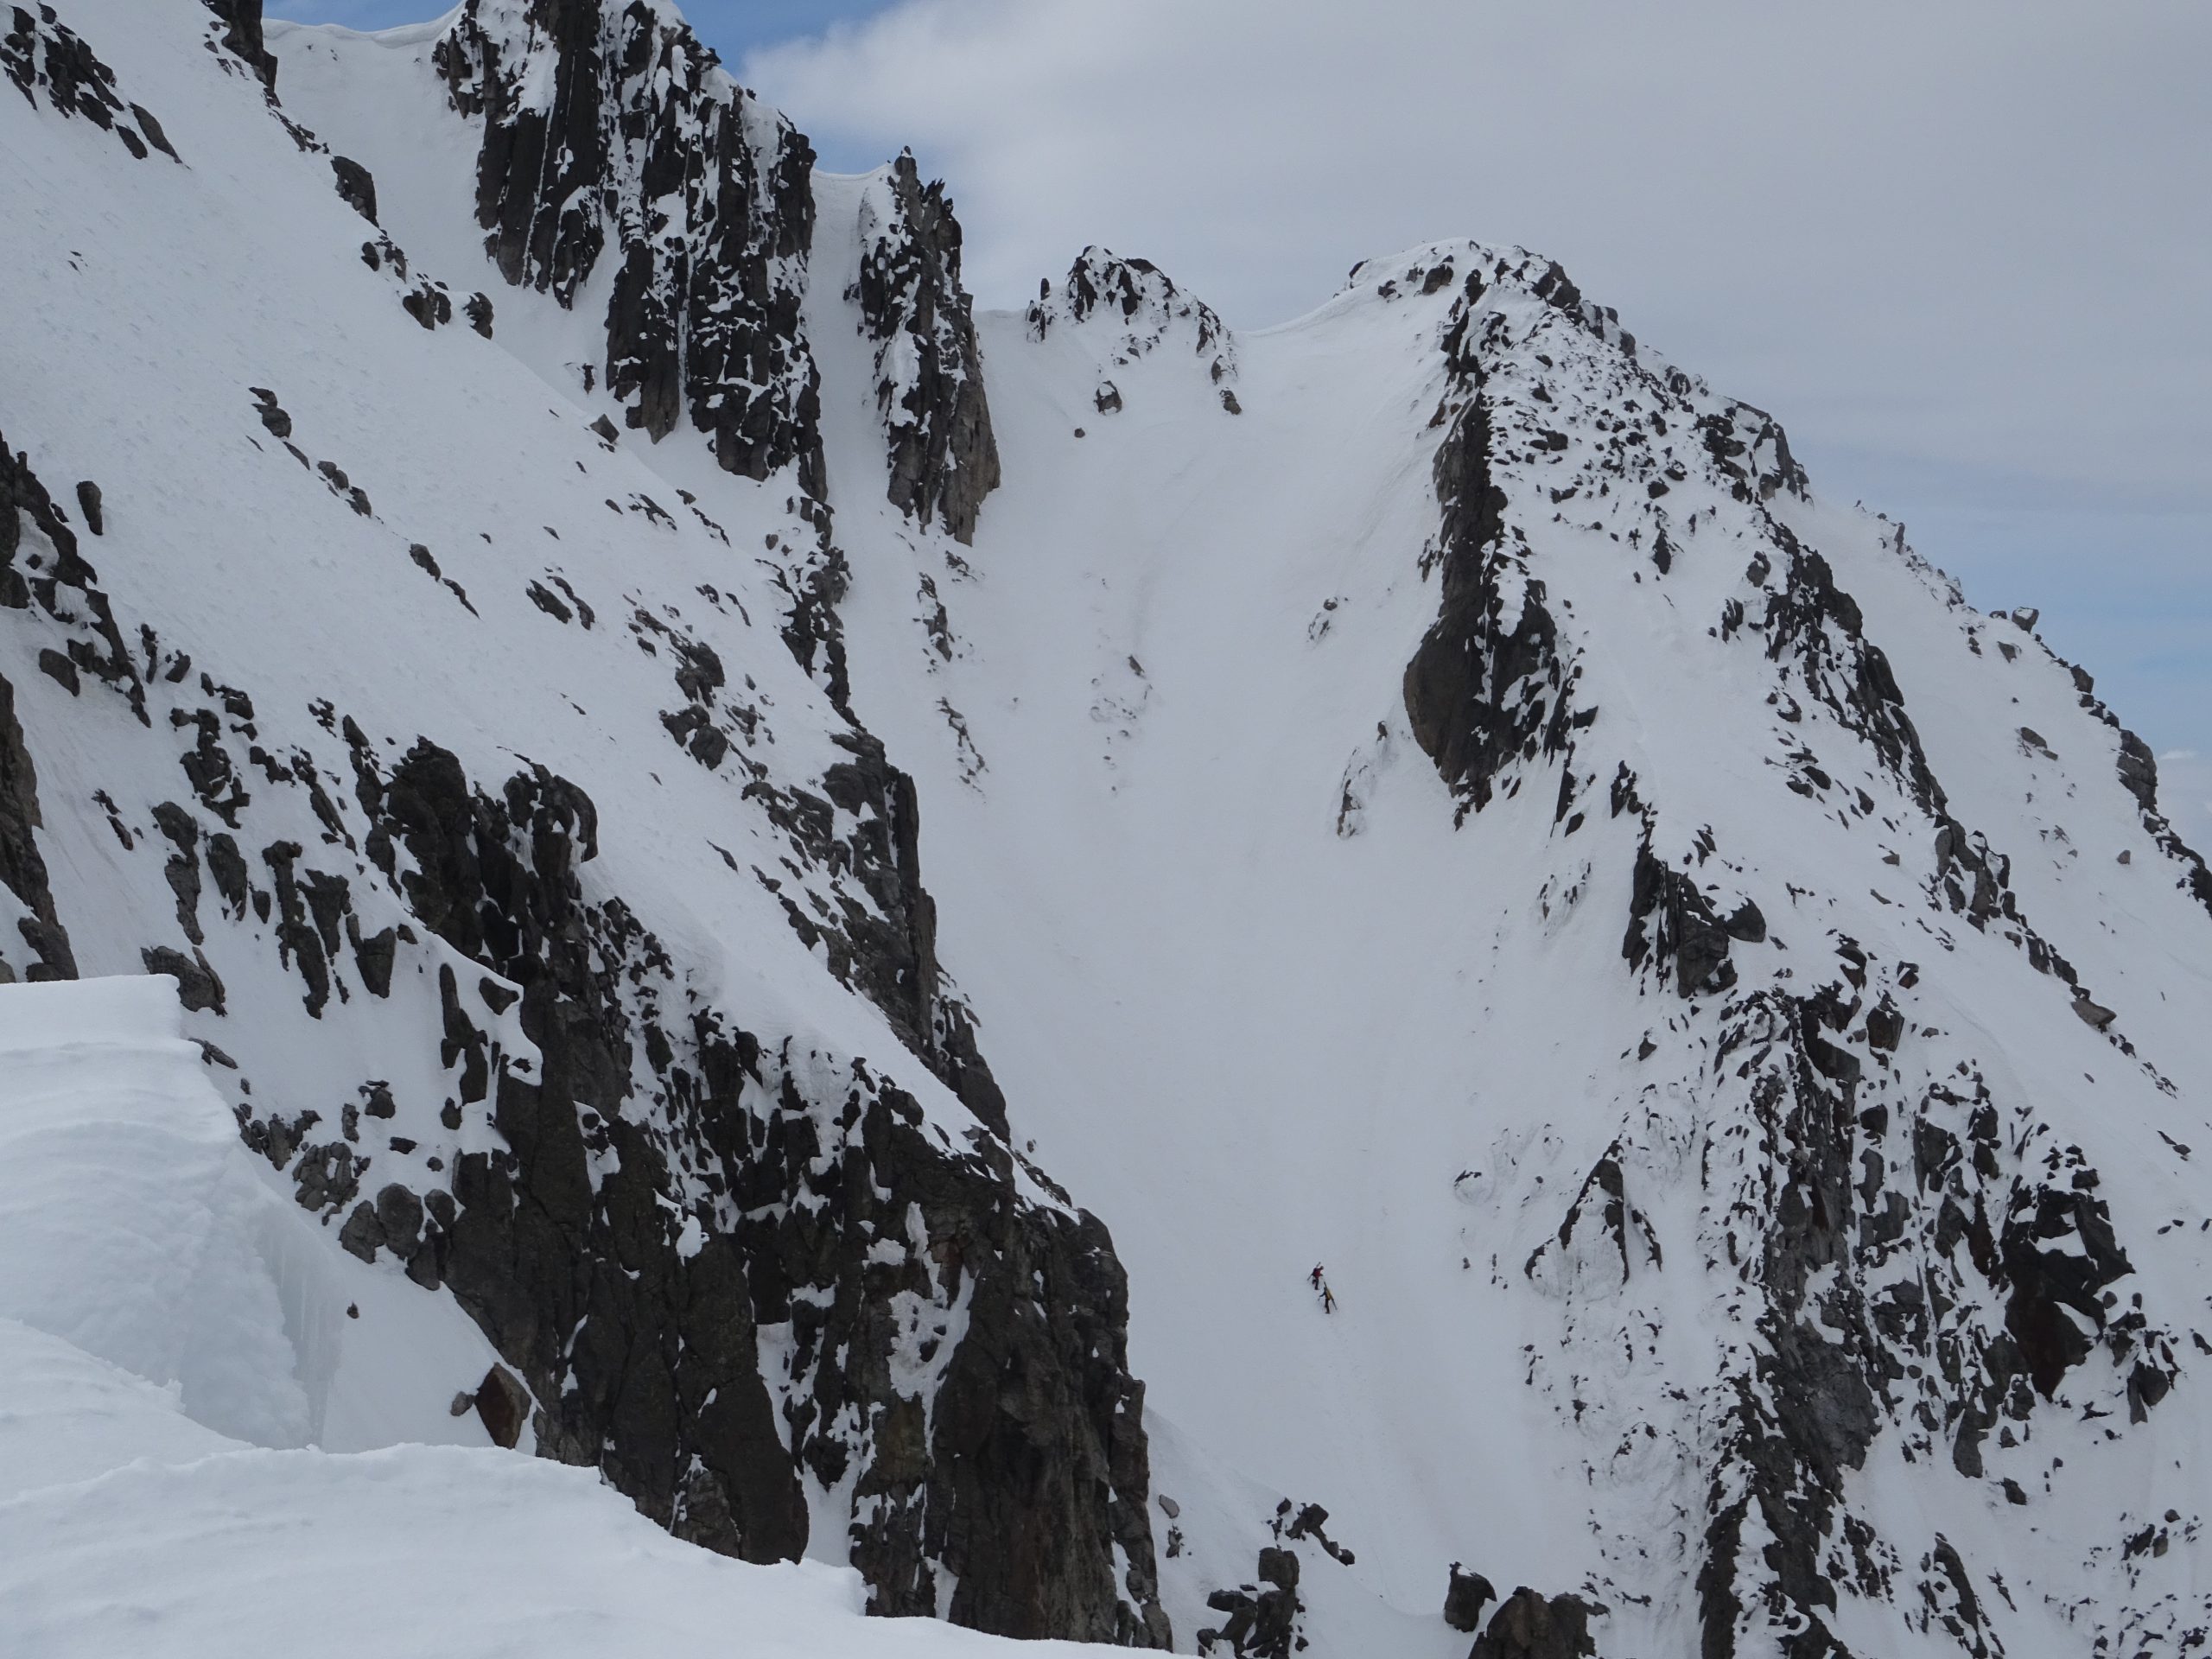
[
  {"left": 336, "top": 1198, "right": 384, "bottom": 1263},
  {"left": 473, "top": 1364, "right": 531, "bottom": 1450},
  {"left": 2071, "top": 995, "right": 2117, "bottom": 1032},
  {"left": 1445, "top": 1563, "right": 1497, "bottom": 1631},
  {"left": 329, "top": 156, "right": 378, "bottom": 224}
]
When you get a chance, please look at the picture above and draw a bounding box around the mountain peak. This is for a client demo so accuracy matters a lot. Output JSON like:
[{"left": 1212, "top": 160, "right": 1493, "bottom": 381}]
[{"left": 6, "top": 8, "right": 2211, "bottom": 1657}]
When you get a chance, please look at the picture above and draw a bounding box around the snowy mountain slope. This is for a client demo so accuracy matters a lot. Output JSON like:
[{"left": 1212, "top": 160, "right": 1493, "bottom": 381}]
[
  {"left": 3, "top": 2, "right": 2210, "bottom": 1656},
  {"left": 822, "top": 238, "right": 2212, "bottom": 1656},
  {"left": 3, "top": 0, "right": 1163, "bottom": 1643},
  {"left": 0, "top": 976, "right": 1132, "bottom": 1659}
]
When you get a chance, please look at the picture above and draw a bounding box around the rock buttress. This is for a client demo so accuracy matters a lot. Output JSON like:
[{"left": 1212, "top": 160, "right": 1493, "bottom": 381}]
[{"left": 856, "top": 151, "right": 1001, "bottom": 544}]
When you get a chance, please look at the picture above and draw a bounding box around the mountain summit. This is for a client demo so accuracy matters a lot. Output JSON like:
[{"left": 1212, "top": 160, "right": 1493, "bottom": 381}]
[{"left": 3, "top": 3, "right": 2209, "bottom": 1656}]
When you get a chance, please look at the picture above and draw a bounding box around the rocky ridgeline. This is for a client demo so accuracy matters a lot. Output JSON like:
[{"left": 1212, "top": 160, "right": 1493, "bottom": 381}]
[
  {"left": 1026, "top": 246, "right": 1243, "bottom": 415},
  {"left": 1386, "top": 242, "right": 2203, "bottom": 1656},
  {"left": 12, "top": 6, "right": 2212, "bottom": 1655},
  {"left": 855, "top": 151, "right": 1001, "bottom": 543}
]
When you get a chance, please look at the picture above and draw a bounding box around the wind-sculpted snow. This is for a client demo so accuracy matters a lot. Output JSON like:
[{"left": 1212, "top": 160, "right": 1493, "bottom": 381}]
[{"left": 8, "top": 3, "right": 2212, "bottom": 1656}]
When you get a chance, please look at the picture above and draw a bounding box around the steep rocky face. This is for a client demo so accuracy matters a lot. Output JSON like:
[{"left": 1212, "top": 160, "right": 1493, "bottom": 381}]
[
  {"left": 1390, "top": 242, "right": 2204, "bottom": 1657},
  {"left": 855, "top": 152, "right": 1001, "bottom": 544},
  {"left": 1469, "top": 1588, "right": 1603, "bottom": 1659},
  {"left": 16, "top": 6, "right": 2212, "bottom": 1656},
  {"left": 0, "top": 667, "right": 75, "bottom": 982},
  {"left": 435, "top": 0, "right": 824, "bottom": 493},
  {"left": 0, "top": 403, "right": 1167, "bottom": 1639},
  {"left": 2, "top": 4, "right": 1165, "bottom": 1642},
  {"left": 200, "top": 0, "right": 276, "bottom": 92}
]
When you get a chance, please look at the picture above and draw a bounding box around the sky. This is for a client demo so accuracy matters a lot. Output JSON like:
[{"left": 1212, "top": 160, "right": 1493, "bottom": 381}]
[{"left": 281, "top": 0, "right": 2209, "bottom": 843}]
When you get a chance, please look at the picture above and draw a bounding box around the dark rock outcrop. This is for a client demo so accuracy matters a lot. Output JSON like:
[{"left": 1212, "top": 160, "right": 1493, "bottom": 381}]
[
  {"left": 1623, "top": 839, "right": 1738, "bottom": 999},
  {"left": 857, "top": 151, "right": 1001, "bottom": 543},
  {"left": 1199, "top": 1545, "right": 1303, "bottom": 1657},
  {"left": 1027, "top": 247, "right": 1238, "bottom": 392},
  {"left": 1446, "top": 1563, "right": 1498, "bottom": 1631},
  {"left": 329, "top": 155, "right": 378, "bottom": 223},
  {"left": 202, "top": 0, "right": 278, "bottom": 92},
  {"left": 1402, "top": 368, "right": 1568, "bottom": 821},
  {"left": 334, "top": 735, "right": 1164, "bottom": 1641},
  {"left": 434, "top": 0, "right": 825, "bottom": 492},
  {"left": 1, "top": 429, "right": 144, "bottom": 722},
  {"left": 6, "top": 6, "right": 180, "bottom": 162},
  {"left": 1469, "top": 1587, "right": 1601, "bottom": 1659},
  {"left": 0, "top": 671, "right": 76, "bottom": 982},
  {"left": 473, "top": 1363, "right": 531, "bottom": 1448}
]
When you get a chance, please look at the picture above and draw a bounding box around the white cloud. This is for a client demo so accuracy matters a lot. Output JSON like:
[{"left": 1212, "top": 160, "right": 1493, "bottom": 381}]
[{"left": 747, "top": 0, "right": 2212, "bottom": 508}]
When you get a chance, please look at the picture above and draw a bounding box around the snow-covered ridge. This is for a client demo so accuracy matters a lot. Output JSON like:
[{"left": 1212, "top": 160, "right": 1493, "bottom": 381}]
[{"left": 1026, "top": 247, "right": 1241, "bottom": 414}]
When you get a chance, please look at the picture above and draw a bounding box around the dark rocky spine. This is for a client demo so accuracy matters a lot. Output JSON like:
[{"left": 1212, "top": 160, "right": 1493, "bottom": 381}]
[
  {"left": 435, "top": 0, "right": 825, "bottom": 490},
  {"left": 201, "top": 0, "right": 277, "bottom": 92},
  {"left": 857, "top": 152, "right": 1001, "bottom": 544}
]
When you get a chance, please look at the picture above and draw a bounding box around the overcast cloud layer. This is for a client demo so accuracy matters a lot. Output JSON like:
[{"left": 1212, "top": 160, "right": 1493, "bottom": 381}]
[{"left": 745, "top": 0, "right": 2210, "bottom": 840}]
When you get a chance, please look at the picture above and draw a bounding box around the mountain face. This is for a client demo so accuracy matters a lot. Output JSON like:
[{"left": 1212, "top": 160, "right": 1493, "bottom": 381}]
[{"left": 4, "top": 3, "right": 2210, "bottom": 1657}]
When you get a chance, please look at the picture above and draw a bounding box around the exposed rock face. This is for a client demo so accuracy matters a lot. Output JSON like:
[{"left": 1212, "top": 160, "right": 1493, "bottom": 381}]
[
  {"left": 201, "top": 0, "right": 276, "bottom": 92},
  {"left": 3, "top": 375, "right": 1160, "bottom": 1646},
  {"left": 435, "top": 0, "right": 825, "bottom": 493},
  {"left": 1027, "top": 246, "right": 1239, "bottom": 392},
  {"left": 330, "top": 734, "right": 1158, "bottom": 1635},
  {"left": 0, "top": 670, "right": 75, "bottom": 982},
  {"left": 16, "top": 12, "right": 2212, "bottom": 1656},
  {"left": 4, "top": 4, "right": 179, "bottom": 162},
  {"left": 329, "top": 155, "right": 377, "bottom": 223},
  {"left": 0, "top": 431, "right": 140, "bottom": 724},
  {"left": 1402, "top": 285, "right": 1572, "bottom": 823},
  {"left": 763, "top": 729, "right": 1011, "bottom": 1136},
  {"left": 473, "top": 1363, "right": 531, "bottom": 1449},
  {"left": 1445, "top": 1563, "right": 1498, "bottom": 1631},
  {"left": 1389, "top": 245, "right": 2203, "bottom": 1657},
  {"left": 856, "top": 152, "right": 1001, "bottom": 543},
  {"left": 1469, "top": 1587, "right": 1602, "bottom": 1659}
]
